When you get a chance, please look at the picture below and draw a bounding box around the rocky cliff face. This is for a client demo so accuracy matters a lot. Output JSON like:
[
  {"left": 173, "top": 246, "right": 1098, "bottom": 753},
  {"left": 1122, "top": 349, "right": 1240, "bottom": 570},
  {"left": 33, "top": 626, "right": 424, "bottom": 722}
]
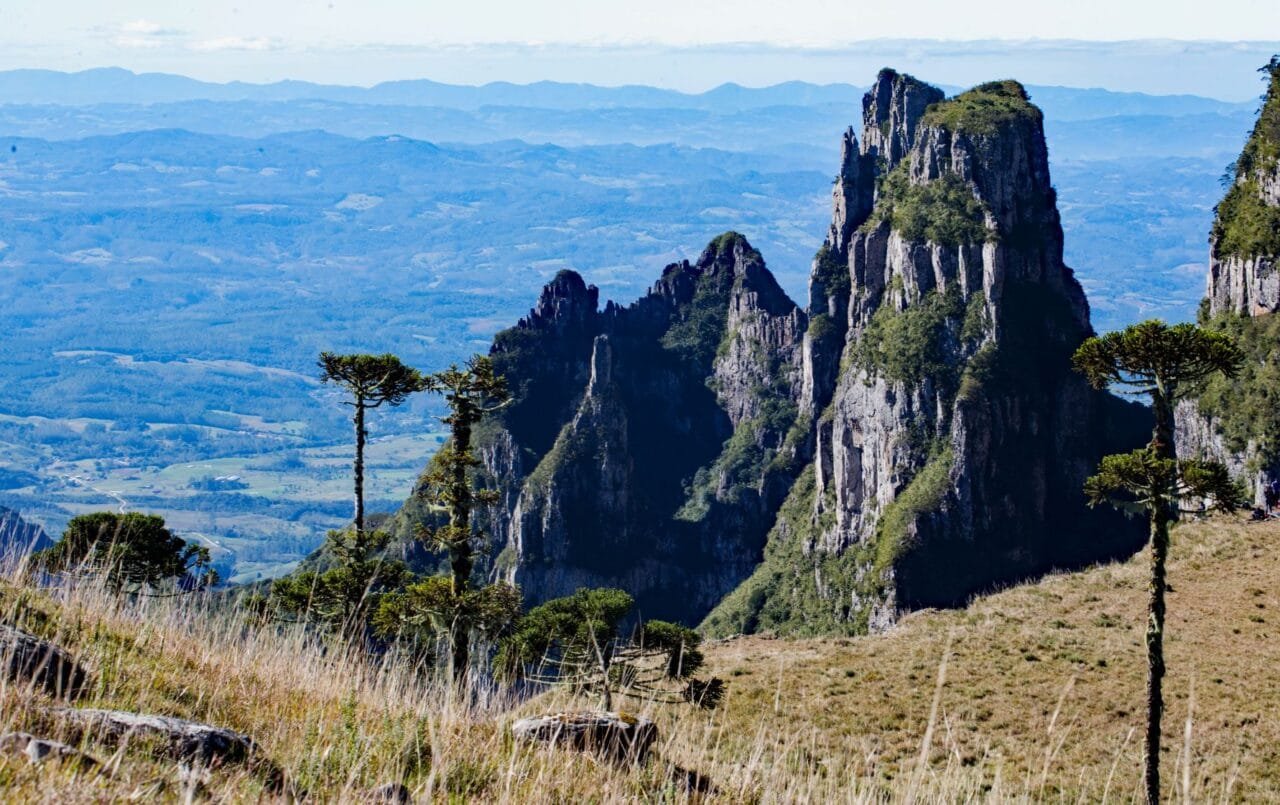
[
  {"left": 0, "top": 507, "right": 53, "bottom": 555},
  {"left": 396, "top": 69, "right": 1146, "bottom": 631},
  {"left": 396, "top": 234, "right": 809, "bottom": 622},
  {"left": 704, "top": 71, "right": 1144, "bottom": 636},
  {"left": 1206, "top": 58, "right": 1280, "bottom": 317},
  {"left": 1178, "top": 57, "right": 1280, "bottom": 504}
]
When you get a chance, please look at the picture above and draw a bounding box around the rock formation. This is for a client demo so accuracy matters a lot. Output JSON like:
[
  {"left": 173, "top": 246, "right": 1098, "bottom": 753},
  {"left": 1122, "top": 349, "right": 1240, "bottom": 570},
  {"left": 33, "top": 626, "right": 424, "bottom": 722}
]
[
  {"left": 0, "top": 507, "right": 53, "bottom": 555},
  {"left": 395, "top": 234, "right": 809, "bottom": 622},
  {"left": 1178, "top": 57, "right": 1280, "bottom": 503},
  {"left": 396, "top": 69, "right": 1146, "bottom": 632},
  {"left": 702, "top": 71, "right": 1144, "bottom": 635}
]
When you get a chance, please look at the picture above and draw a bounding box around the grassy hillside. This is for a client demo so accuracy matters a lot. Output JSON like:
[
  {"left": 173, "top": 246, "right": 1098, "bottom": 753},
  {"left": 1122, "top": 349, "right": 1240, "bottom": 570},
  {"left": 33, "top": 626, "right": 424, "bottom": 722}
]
[{"left": 1, "top": 516, "right": 1276, "bottom": 800}]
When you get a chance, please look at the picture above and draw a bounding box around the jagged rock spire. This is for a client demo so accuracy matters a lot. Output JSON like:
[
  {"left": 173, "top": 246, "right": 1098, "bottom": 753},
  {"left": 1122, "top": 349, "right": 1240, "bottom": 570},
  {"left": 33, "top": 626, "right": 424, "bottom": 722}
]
[{"left": 860, "top": 68, "right": 945, "bottom": 166}]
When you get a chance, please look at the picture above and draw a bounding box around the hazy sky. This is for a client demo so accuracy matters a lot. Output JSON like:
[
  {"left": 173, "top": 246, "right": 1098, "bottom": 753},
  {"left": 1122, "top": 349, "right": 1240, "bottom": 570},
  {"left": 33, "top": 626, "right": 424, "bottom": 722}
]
[{"left": 2, "top": 0, "right": 1279, "bottom": 96}]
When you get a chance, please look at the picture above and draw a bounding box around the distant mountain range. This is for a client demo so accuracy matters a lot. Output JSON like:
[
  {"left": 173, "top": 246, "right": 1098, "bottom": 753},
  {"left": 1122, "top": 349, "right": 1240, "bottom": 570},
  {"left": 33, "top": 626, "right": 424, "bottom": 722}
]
[{"left": 0, "top": 68, "right": 1257, "bottom": 119}]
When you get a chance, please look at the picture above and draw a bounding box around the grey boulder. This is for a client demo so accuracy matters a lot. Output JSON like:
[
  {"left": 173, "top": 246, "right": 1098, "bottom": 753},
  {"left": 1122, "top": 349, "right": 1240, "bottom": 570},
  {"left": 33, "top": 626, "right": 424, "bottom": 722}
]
[
  {"left": 0, "top": 625, "right": 89, "bottom": 700},
  {"left": 512, "top": 711, "right": 658, "bottom": 761}
]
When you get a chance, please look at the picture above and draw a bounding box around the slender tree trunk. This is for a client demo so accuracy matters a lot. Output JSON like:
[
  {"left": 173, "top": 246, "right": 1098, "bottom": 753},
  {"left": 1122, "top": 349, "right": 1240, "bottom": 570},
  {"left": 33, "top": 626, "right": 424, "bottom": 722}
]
[
  {"left": 1145, "top": 389, "right": 1174, "bottom": 803},
  {"left": 1146, "top": 504, "right": 1170, "bottom": 805},
  {"left": 353, "top": 396, "right": 366, "bottom": 541},
  {"left": 449, "top": 419, "right": 474, "bottom": 683},
  {"left": 1151, "top": 390, "right": 1174, "bottom": 460}
]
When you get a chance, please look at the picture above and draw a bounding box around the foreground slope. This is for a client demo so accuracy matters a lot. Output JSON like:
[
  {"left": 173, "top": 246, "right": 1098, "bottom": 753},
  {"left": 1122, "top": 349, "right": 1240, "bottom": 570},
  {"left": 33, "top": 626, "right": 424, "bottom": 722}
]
[
  {"left": 0, "top": 517, "right": 1275, "bottom": 800},
  {"left": 700, "top": 515, "right": 1280, "bottom": 801}
]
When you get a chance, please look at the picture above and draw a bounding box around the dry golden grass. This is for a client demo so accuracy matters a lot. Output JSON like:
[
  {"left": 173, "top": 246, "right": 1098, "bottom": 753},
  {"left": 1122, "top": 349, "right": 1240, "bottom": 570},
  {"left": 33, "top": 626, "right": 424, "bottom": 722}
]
[
  {"left": 0, "top": 514, "right": 1274, "bottom": 802},
  {"left": 699, "top": 515, "right": 1280, "bottom": 802}
]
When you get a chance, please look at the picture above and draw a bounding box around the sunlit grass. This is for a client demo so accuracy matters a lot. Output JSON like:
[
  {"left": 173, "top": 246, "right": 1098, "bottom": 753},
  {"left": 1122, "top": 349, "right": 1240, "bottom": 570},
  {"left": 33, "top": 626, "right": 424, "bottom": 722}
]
[{"left": 0, "top": 515, "right": 1275, "bottom": 801}]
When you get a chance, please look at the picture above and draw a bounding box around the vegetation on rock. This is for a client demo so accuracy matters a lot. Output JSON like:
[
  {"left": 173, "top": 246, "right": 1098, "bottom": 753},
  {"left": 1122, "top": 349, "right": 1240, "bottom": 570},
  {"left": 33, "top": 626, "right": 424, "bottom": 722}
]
[
  {"left": 921, "top": 80, "right": 1043, "bottom": 136},
  {"left": 1211, "top": 58, "right": 1280, "bottom": 259},
  {"left": 863, "top": 164, "right": 991, "bottom": 246},
  {"left": 1196, "top": 311, "right": 1280, "bottom": 470}
]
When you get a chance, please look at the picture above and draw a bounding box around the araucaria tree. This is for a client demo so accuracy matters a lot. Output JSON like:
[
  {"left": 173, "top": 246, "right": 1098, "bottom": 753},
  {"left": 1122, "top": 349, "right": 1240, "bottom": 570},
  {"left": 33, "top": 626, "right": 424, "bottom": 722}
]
[
  {"left": 37, "top": 512, "right": 216, "bottom": 593},
  {"left": 270, "top": 353, "right": 421, "bottom": 635},
  {"left": 498, "top": 588, "right": 726, "bottom": 712},
  {"left": 414, "top": 355, "right": 512, "bottom": 681},
  {"left": 1073, "top": 319, "right": 1244, "bottom": 804},
  {"left": 318, "top": 352, "right": 424, "bottom": 541}
]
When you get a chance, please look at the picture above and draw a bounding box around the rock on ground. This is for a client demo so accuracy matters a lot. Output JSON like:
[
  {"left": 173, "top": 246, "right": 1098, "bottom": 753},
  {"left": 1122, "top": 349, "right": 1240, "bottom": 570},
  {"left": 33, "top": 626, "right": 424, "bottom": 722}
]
[
  {"left": 0, "top": 624, "right": 89, "bottom": 700},
  {"left": 0, "top": 731, "right": 97, "bottom": 769},
  {"left": 50, "top": 708, "right": 256, "bottom": 765},
  {"left": 512, "top": 711, "right": 658, "bottom": 761}
]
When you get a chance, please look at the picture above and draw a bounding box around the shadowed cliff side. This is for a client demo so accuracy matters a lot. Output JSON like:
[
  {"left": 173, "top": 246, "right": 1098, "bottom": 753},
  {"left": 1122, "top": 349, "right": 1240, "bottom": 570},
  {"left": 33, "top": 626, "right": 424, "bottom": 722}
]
[{"left": 394, "top": 234, "right": 809, "bottom": 623}]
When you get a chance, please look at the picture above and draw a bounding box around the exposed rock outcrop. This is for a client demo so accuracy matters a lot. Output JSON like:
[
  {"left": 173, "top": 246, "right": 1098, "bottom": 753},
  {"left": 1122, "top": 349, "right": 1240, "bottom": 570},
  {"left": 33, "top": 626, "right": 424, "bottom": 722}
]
[
  {"left": 512, "top": 711, "right": 658, "bottom": 762},
  {"left": 396, "top": 234, "right": 809, "bottom": 622},
  {"left": 0, "top": 625, "right": 89, "bottom": 700},
  {"left": 704, "top": 71, "right": 1145, "bottom": 635},
  {"left": 1179, "top": 57, "right": 1280, "bottom": 502},
  {"left": 0, "top": 507, "right": 53, "bottom": 555},
  {"left": 51, "top": 709, "right": 258, "bottom": 765},
  {"left": 0, "top": 731, "right": 97, "bottom": 768},
  {"left": 396, "top": 69, "right": 1147, "bottom": 634}
]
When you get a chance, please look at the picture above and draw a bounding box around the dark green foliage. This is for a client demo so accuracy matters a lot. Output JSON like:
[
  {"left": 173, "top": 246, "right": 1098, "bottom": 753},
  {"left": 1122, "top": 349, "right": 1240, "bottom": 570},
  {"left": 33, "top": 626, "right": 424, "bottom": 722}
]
[
  {"left": 501, "top": 588, "right": 724, "bottom": 710},
  {"left": 677, "top": 390, "right": 798, "bottom": 521},
  {"left": 852, "top": 286, "right": 966, "bottom": 385},
  {"left": 1074, "top": 318, "right": 1244, "bottom": 805},
  {"left": 319, "top": 351, "right": 424, "bottom": 553},
  {"left": 270, "top": 527, "right": 409, "bottom": 633},
  {"left": 1212, "top": 179, "right": 1280, "bottom": 259},
  {"left": 660, "top": 255, "right": 741, "bottom": 367},
  {"left": 863, "top": 165, "right": 990, "bottom": 246},
  {"left": 1084, "top": 449, "right": 1246, "bottom": 517},
  {"left": 921, "top": 80, "right": 1043, "bottom": 136},
  {"left": 807, "top": 312, "right": 837, "bottom": 342},
  {"left": 812, "top": 242, "right": 850, "bottom": 299},
  {"left": 373, "top": 576, "right": 521, "bottom": 656},
  {"left": 1211, "top": 58, "right": 1280, "bottom": 259},
  {"left": 873, "top": 448, "right": 954, "bottom": 572},
  {"left": 961, "top": 292, "right": 989, "bottom": 343},
  {"left": 500, "top": 587, "right": 635, "bottom": 675},
  {"left": 1073, "top": 320, "right": 1244, "bottom": 401},
  {"left": 700, "top": 467, "right": 866, "bottom": 637},
  {"left": 1196, "top": 312, "right": 1280, "bottom": 470},
  {"left": 417, "top": 355, "right": 512, "bottom": 679},
  {"left": 38, "top": 512, "right": 215, "bottom": 592},
  {"left": 318, "top": 352, "right": 424, "bottom": 410},
  {"left": 638, "top": 620, "right": 705, "bottom": 678}
]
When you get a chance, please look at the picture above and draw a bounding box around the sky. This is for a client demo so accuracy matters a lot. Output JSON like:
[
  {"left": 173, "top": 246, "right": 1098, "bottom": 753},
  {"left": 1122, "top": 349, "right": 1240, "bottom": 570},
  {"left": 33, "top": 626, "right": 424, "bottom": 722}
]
[{"left": 2, "top": 0, "right": 1279, "bottom": 97}]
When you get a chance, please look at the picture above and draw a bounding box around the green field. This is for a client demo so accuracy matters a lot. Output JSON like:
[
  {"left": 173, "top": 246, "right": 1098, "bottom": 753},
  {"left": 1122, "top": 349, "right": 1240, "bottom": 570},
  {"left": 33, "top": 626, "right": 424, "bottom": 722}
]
[{"left": 0, "top": 410, "right": 443, "bottom": 583}]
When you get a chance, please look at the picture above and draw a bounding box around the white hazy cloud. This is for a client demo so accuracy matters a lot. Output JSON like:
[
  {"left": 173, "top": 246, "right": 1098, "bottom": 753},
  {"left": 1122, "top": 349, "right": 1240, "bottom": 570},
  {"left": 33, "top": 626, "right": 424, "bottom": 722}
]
[
  {"left": 107, "top": 18, "right": 185, "bottom": 49},
  {"left": 189, "top": 36, "right": 281, "bottom": 53},
  {"left": 3, "top": 1, "right": 1275, "bottom": 96}
]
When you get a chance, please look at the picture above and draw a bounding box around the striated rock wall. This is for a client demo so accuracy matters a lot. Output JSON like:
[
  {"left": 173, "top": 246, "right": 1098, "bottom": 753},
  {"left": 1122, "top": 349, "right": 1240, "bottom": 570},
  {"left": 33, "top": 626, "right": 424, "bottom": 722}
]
[
  {"left": 704, "top": 71, "right": 1144, "bottom": 636},
  {"left": 1179, "top": 57, "right": 1280, "bottom": 501},
  {"left": 396, "top": 234, "right": 809, "bottom": 623}
]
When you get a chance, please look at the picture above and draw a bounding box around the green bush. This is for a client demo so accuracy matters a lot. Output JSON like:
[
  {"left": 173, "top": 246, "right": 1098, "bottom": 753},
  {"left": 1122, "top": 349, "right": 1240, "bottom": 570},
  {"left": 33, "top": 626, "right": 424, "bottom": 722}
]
[
  {"left": 852, "top": 287, "right": 964, "bottom": 385},
  {"left": 1197, "top": 312, "right": 1280, "bottom": 470},
  {"left": 920, "top": 80, "right": 1042, "bottom": 136},
  {"left": 862, "top": 164, "right": 990, "bottom": 246}
]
